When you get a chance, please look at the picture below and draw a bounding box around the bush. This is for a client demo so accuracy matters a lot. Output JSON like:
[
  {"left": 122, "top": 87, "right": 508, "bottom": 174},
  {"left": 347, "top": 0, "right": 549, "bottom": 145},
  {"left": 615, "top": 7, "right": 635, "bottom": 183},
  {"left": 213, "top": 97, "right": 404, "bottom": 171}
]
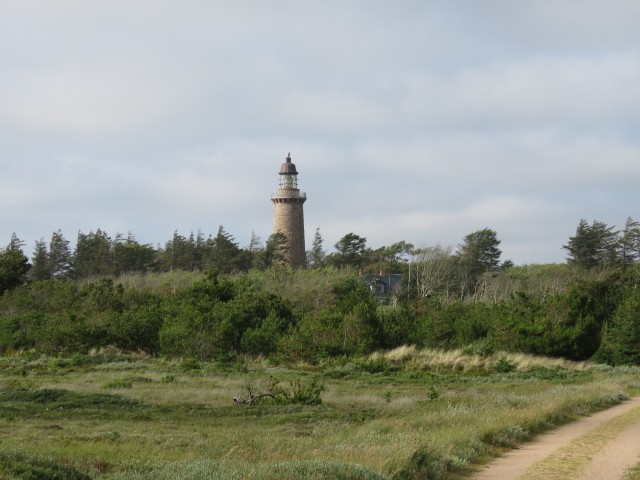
[
  {"left": 180, "top": 358, "right": 201, "bottom": 371},
  {"left": 595, "top": 287, "right": 640, "bottom": 365},
  {"left": 354, "top": 357, "right": 390, "bottom": 374},
  {"left": 281, "top": 378, "right": 325, "bottom": 405},
  {"left": 494, "top": 356, "right": 516, "bottom": 373}
]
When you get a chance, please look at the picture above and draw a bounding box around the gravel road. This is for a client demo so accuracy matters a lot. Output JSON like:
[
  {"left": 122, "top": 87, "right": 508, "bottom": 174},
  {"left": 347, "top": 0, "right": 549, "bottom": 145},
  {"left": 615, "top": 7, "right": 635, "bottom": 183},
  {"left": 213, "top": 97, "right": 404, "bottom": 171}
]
[{"left": 471, "top": 396, "right": 640, "bottom": 480}]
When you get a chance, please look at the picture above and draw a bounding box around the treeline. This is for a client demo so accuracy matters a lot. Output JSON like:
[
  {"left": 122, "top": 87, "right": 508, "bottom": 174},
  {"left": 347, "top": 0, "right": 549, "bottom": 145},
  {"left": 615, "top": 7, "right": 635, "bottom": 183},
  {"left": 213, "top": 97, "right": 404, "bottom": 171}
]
[
  {"left": 2, "top": 216, "right": 639, "bottom": 292},
  {"left": 0, "top": 217, "right": 639, "bottom": 365},
  {"left": 23, "top": 227, "right": 275, "bottom": 281}
]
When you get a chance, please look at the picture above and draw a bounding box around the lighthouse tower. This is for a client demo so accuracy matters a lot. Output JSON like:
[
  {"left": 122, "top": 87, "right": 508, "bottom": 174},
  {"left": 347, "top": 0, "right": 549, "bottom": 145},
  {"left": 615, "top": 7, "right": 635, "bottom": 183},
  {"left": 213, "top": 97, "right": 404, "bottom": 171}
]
[{"left": 271, "top": 153, "right": 307, "bottom": 268}]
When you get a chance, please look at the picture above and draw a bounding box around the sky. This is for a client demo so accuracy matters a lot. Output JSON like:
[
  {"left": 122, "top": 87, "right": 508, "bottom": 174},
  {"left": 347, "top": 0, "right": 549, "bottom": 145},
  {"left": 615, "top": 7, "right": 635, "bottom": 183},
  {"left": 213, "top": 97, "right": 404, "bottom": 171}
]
[{"left": 1, "top": 1, "right": 639, "bottom": 265}]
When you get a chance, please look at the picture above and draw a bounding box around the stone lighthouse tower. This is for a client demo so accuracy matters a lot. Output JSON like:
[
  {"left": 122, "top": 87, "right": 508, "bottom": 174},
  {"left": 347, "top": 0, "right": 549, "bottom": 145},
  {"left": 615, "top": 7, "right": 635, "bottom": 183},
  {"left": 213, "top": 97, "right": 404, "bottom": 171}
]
[{"left": 271, "top": 153, "right": 307, "bottom": 268}]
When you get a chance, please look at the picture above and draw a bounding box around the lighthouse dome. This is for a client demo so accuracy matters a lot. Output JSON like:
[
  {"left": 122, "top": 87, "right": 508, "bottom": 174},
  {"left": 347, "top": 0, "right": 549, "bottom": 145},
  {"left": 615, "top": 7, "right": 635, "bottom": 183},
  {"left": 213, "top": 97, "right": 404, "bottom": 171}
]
[{"left": 279, "top": 153, "right": 298, "bottom": 175}]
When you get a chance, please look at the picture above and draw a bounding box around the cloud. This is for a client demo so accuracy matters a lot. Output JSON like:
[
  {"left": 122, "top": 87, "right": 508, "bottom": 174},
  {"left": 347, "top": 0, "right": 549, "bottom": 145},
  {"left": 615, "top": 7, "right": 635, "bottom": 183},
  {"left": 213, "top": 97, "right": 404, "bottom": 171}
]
[
  {"left": 1, "top": 2, "right": 639, "bottom": 264},
  {"left": 397, "top": 54, "right": 640, "bottom": 132},
  {"left": 1, "top": 58, "right": 193, "bottom": 136}
]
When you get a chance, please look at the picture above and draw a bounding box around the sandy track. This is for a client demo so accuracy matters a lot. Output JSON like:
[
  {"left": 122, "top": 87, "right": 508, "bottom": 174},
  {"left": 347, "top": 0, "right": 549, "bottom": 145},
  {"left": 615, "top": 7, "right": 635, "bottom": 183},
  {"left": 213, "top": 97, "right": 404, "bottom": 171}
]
[{"left": 471, "top": 396, "right": 640, "bottom": 480}]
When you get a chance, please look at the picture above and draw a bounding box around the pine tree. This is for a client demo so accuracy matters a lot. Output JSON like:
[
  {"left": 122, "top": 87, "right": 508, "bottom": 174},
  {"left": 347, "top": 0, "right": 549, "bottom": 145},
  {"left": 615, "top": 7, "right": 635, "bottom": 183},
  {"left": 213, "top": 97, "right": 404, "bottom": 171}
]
[
  {"left": 563, "top": 219, "right": 619, "bottom": 269},
  {"left": 329, "top": 233, "right": 367, "bottom": 268},
  {"left": 263, "top": 232, "right": 289, "bottom": 268},
  {"left": 49, "top": 229, "right": 73, "bottom": 279},
  {"left": 74, "top": 229, "right": 113, "bottom": 277},
  {"left": 455, "top": 228, "right": 502, "bottom": 298},
  {"left": 307, "top": 228, "right": 326, "bottom": 268},
  {"left": 160, "top": 231, "right": 195, "bottom": 271},
  {"left": 209, "top": 226, "right": 243, "bottom": 273},
  {"left": 30, "top": 238, "right": 51, "bottom": 280},
  {"left": 8, "top": 233, "right": 25, "bottom": 251},
  {"left": 456, "top": 228, "right": 502, "bottom": 275},
  {"left": 619, "top": 217, "right": 640, "bottom": 267},
  {"left": 597, "top": 288, "right": 640, "bottom": 365},
  {"left": 248, "top": 231, "right": 263, "bottom": 252},
  {"left": 113, "top": 232, "right": 157, "bottom": 274},
  {"left": 244, "top": 231, "right": 264, "bottom": 270},
  {"left": 0, "top": 235, "right": 30, "bottom": 294}
]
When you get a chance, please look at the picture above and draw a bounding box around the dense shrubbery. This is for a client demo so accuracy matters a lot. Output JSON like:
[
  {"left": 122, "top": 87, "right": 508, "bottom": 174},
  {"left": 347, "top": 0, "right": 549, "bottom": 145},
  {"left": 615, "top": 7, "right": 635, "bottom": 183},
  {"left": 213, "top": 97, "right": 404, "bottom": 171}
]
[{"left": 0, "top": 265, "right": 638, "bottom": 364}]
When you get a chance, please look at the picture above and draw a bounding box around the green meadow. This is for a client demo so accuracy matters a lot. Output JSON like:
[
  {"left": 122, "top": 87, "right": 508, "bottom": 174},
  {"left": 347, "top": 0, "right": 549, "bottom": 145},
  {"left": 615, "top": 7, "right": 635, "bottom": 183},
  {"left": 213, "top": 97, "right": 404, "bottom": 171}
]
[{"left": 1, "top": 347, "right": 638, "bottom": 480}]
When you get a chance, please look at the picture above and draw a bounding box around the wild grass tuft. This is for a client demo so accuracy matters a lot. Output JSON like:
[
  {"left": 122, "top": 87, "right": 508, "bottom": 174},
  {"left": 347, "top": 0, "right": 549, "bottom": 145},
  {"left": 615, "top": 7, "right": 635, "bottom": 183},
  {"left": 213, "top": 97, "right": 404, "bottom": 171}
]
[{"left": 370, "top": 345, "right": 592, "bottom": 372}]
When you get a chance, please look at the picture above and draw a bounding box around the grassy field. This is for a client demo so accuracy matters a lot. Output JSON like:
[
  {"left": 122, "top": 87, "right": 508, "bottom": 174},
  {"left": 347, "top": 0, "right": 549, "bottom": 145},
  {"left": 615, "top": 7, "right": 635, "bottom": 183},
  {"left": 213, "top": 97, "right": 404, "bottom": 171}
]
[{"left": 0, "top": 347, "right": 638, "bottom": 480}]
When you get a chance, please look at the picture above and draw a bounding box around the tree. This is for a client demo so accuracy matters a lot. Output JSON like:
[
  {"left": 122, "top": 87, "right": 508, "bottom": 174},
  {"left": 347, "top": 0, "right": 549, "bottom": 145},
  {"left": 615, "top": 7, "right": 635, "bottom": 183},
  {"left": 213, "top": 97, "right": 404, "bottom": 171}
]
[
  {"left": 307, "top": 228, "right": 326, "bottom": 268},
  {"left": 563, "top": 219, "right": 619, "bottom": 269},
  {"left": 30, "top": 238, "right": 51, "bottom": 281},
  {"left": 49, "top": 229, "right": 73, "bottom": 279},
  {"left": 595, "top": 286, "right": 640, "bottom": 365},
  {"left": 207, "top": 226, "right": 243, "bottom": 273},
  {"left": 8, "top": 233, "right": 25, "bottom": 251},
  {"left": 74, "top": 229, "right": 113, "bottom": 277},
  {"left": 619, "top": 217, "right": 640, "bottom": 267},
  {"left": 0, "top": 235, "right": 30, "bottom": 294},
  {"left": 245, "top": 231, "right": 264, "bottom": 270},
  {"left": 158, "top": 231, "right": 196, "bottom": 271},
  {"left": 113, "top": 232, "right": 157, "bottom": 274},
  {"left": 369, "top": 240, "right": 414, "bottom": 273},
  {"left": 329, "top": 233, "right": 367, "bottom": 268},
  {"left": 261, "top": 232, "right": 289, "bottom": 268},
  {"left": 408, "top": 244, "right": 456, "bottom": 299},
  {"left": 455, "top": 228, "right": 502, "bottom": 298},
  {"left": 248, "top": 231, "right": 263, "bottom": 253},
  {"left": 456, "top": 228, "right": 502, "bottom": 275}
]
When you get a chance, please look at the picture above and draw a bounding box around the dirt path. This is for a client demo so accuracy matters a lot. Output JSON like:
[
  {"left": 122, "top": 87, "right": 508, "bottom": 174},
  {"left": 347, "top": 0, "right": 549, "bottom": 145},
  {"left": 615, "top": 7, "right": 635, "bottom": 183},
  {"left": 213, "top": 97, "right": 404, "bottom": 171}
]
[{"left": 471, "top": 396, "right": 640, "bottom": 480}]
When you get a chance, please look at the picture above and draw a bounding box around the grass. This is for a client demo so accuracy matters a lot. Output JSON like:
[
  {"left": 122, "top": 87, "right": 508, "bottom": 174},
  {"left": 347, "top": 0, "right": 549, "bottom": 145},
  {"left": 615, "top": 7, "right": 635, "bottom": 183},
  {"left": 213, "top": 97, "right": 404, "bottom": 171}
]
[
  {"left": 626, "top": 462, "right": 640, "bottom": 480},
  {"left": 0, "top": 348, "right": 638, "bottom": 479}
]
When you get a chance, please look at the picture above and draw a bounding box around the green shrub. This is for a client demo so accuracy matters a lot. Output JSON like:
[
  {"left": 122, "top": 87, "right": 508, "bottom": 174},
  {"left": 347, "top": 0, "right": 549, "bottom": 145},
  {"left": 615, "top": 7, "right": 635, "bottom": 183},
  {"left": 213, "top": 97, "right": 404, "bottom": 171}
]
[
  {"left": 283, "top": 378, "right": 325, "bottom": 406},
  {"left": 595, "top": 287, "right": 640, "bottom": 365},
  {"left": 180, "top": 358, "right": 201, "bottom": 371},
  {"left": 354, "top": 357, "right": 390, "bottom": 374},
  {"left": 494, "top": 356, "right": 516, "bottom": 373}
]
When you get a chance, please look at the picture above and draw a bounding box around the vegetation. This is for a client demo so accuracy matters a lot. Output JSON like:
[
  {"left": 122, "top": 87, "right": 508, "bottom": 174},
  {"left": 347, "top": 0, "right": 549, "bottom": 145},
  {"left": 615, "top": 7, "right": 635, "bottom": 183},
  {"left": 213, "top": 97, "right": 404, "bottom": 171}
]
[
  {"left": 0, "top": 216, "right": 635, "bottom": 284},
  {"left": 626, "top": 462, "right": 640, "bottom": 480},
  {"left": 1, "top": 261, "right": 638, "bottom": 365},
  {"left": 0, "top": 217, "right": 639, "bottom": 477},
  {"left": 0, "top": 350, "right": 637, "bottom": 479}
]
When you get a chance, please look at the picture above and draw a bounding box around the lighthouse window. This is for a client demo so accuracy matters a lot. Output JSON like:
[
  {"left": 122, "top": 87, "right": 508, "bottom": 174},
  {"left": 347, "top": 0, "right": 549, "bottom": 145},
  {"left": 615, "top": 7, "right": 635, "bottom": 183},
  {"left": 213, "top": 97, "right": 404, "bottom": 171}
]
[{"left": 281, "top": 175, "right": 297, "bottom": 188}]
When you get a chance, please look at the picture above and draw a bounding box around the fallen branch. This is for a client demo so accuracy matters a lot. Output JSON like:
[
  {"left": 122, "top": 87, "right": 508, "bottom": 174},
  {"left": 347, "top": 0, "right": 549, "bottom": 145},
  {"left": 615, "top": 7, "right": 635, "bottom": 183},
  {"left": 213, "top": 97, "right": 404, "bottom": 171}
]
[
  {"left": 233, "top": 392, "right": 276, "bottom": 406},
  {"left": 233, "top": 376, "right": 324, "bottom": 406}
]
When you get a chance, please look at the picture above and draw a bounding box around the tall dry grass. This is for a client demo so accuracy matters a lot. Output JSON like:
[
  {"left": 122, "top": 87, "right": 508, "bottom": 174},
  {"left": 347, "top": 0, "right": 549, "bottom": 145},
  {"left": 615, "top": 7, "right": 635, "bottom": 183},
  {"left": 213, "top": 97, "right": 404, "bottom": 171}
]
[{"left": 370, "top": 345, "right": 592, "bottom": 372}]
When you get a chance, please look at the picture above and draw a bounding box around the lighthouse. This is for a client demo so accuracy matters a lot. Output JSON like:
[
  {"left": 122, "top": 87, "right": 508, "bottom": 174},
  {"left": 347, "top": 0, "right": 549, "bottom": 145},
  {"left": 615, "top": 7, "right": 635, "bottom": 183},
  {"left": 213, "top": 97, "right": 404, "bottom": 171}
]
[{"left": 271, "top": 153, "right": 307, "bottom": 268}]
